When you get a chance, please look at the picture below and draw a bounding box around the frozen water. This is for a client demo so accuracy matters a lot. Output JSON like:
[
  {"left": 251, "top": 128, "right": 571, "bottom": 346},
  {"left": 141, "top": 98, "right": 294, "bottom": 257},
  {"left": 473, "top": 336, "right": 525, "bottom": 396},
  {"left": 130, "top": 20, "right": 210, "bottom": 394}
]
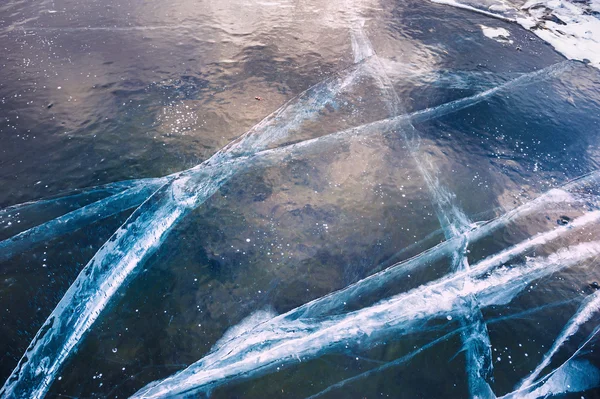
[
  {"left": 130, "top": 239, "right": 600, "bottom": 398},
  {"left": 431, "top": 0, "right": 600, "bottom": 67},
  {"left": 1, "top": 0, "right": 600, "bottom": 398}
]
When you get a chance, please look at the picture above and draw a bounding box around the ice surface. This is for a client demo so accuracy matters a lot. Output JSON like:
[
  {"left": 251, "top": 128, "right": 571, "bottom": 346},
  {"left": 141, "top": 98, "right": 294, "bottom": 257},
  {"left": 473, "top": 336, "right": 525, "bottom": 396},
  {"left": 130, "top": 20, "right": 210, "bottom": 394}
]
[
  {"left": 517, "top": 289, "right": 600, "bottom": 390},
  {"left": 128, "top": 159, "right": 600, "bottom": 398},
  {"left": 130, "top": 240, "right": 600, "bottom": 398},
  {"left": 0, "top": 9, "right": 595, "bottom": 397},
  {"left": 0, "top": 64, "right": 588, "bottom": 397},
  {"left": 503, "top": 359, "right": 600, "bottom": 398},
  {"left": 432, "top": 0, "right": 600, "bottom": 68},
  {"left": 0, "top": 60, "right": 365, "bottom": 399},
  {"left": 0, "top": 179, "right": 167, "bottom": 262}
]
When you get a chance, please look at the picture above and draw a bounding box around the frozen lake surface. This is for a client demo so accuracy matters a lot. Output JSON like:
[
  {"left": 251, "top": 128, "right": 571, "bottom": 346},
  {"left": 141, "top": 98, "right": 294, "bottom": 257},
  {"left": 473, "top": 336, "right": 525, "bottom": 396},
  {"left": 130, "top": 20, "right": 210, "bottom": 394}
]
[{"left": 1, "top": 0, "right": 600, "bottom": 398}]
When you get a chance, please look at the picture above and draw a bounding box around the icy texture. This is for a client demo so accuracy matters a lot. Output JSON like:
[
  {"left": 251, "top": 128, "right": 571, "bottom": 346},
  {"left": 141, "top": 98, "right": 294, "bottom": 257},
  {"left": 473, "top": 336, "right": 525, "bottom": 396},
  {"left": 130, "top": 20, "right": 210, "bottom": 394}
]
[
  {"left": 521, "top": 360, "right": 600, "bottom": 398},
  {"left": 0, "top": 179, "right": 167, "bottom": 262},
  {"left": 0, "top": 12, "right": 592, "bottom": 398},
  {"left": 432, "top": 0, "right": 600, "bottom": 68},
  {"left": 130, "top": 167, "right": 600, "bottom": 398},
  {"left": 0, "top": 61, "right": 365, "bottom": 399},
  {"left": 131, "top": 239, "right": 600, "bottom": 398},
  {"left": 517, "top": 290, "right": 600, "bottom": 390}
]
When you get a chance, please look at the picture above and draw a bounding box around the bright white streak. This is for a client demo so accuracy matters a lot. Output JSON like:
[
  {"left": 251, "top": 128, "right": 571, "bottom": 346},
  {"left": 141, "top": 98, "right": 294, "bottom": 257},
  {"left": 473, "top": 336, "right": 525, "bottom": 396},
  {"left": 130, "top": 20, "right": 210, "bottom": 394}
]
[
  {"left": 517, "top": 289, "right": 600, "bottom": 390},
  {"left": 130, "top": 240, "right": 600, "bottom": 399}
]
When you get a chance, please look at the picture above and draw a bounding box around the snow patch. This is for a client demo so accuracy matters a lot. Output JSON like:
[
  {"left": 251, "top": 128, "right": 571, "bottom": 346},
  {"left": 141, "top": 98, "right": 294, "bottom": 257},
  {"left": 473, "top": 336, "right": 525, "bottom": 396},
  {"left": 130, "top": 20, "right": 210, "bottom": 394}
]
[
  {"left": 480, "top": 24, "right": 514, "bottom": 42},
  {"left": 520, "top": 0, "right": 600, "bottom": 68},
  {"left": 433, "top": 0, "right": 600, "bottom": 68}
]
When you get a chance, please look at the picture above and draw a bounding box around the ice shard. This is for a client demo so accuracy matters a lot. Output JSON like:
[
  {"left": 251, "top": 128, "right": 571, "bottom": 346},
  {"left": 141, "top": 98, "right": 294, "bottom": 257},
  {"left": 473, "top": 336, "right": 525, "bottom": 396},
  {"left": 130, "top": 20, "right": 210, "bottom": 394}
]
[
  {"left": 516, "top": 289, "right": 600, "bottom": 391},
  {"left": 130, "top": 240, "right": 600, "bottom": 399},
  {"left": 502, "top": 324, "right": 600, "bottom": 399}
]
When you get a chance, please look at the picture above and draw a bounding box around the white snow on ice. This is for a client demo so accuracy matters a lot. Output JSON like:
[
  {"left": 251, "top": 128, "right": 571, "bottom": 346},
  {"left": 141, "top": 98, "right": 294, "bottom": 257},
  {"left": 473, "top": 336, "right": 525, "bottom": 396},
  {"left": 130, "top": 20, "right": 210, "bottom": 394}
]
[
  {"left": 433, "top": 0, "right": 600, "bottom": 68},
  {"left": 480, "top": 24, "right": 514, "bottom": 42}
]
